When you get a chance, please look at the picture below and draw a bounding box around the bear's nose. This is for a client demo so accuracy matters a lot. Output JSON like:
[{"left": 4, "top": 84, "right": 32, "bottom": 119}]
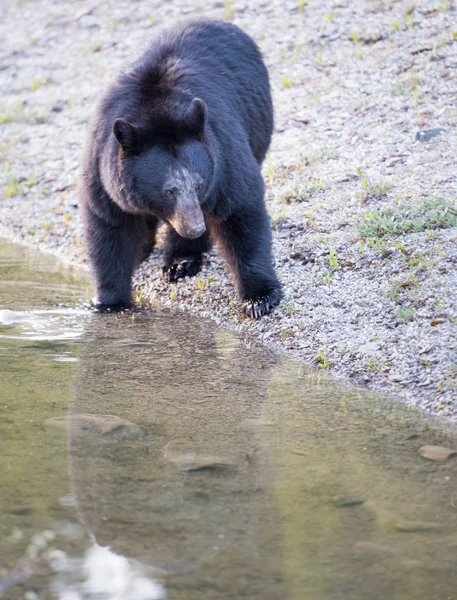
[{"left": 187, "top": 223, "right": 206, "bottom": 239}]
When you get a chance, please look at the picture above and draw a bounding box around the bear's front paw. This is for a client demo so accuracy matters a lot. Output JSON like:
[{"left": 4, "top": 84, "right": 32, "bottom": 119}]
[
  {"left": 162, "top": 257, "right": 203, "bottom": 283},
  {"left": 94, "top": 302, "right": 131, "bottom": 313},
  {"left": 243, "top": 288, "right": 282, "bottom": 319},
  {"left": 92, "top": 294, "right": 131, "bottom": 313}
]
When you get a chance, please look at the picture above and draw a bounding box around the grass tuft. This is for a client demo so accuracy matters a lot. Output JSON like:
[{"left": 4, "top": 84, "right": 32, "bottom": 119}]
[
  {"left": 358, "top": 198, "right": 457, "bottom": 238},
  {"left": 315, "top": 348, "right": 331, "bottom": 369},
  {"left": 281, "top": 76, "right": 294, "bottom": 88},
  {"left": 4, "top": 177, "right": 20, "bottom": 198}
]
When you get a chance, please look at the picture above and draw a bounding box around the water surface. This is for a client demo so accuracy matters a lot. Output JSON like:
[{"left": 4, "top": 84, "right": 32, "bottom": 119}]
[{"left": 1, "top": 242, "right": 456, "bottom": 600}]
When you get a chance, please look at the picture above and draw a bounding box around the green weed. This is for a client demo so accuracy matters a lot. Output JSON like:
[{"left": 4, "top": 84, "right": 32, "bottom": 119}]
[
  {"left": 355, "top": 168, "right": 391, "bottom": 202},
  {"left": 328, "top": 247, "right": 339, "bottom": 270},
  {"left": 279, "top": 329, "right": 296, "bottom": 340},
  {"left": 281, "top": 76, "right": 294, "bottom": 88},
  {"left": 197, "top": 277, "right": 209, "bottom": 291},
  {"left": 396, "top": 307, "right": 414, "bottom": 322},
  {"left": 4, "top": 177, "right": 20, "bottom": 198},
  {"left": 358, "top": 198, "right": 457, "bottom": 238},
  {"left": 280, "top": 179, "right": 322, "bottom": 204},
  {"left": 315, "top": 348, "right": 331, "bottom": 369},
  {"left": 31, "top": 76, "right": 53, "bottom": 91},
  {"left": 224, "top": 0, "right": 235, "bottom": 18}
]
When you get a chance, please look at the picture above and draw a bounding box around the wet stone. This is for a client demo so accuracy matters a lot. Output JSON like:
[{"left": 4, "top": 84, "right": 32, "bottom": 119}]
[
  {"left": 418, "top": 445, "right": 457, "bottom": 462},
  {"left": 163, "top": 441, "right": 238, "bottom": 472},
  {"left": 331, "top": 497, "right": 365, "bottom": 509},
  {"left": 395, "top": 520, "right": 443, "bottom": 533},
  {"left": 44, "top": 414, "right": 144, "bottom": 441}
]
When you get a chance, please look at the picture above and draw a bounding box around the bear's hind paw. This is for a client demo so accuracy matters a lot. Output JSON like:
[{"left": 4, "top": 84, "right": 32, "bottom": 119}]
[{"left": 162, "top": 256, "right": 203, "bottom": 283}]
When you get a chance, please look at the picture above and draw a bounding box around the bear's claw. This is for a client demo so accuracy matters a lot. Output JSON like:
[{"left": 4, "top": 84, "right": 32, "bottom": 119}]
[{"left": 243, "top": 294, "right": 278, "bottom": 319}]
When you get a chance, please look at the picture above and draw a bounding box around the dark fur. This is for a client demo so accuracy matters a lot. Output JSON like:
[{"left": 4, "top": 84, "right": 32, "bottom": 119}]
[{"left": 79, "top": 19, "right": 282, "bottom": 317}]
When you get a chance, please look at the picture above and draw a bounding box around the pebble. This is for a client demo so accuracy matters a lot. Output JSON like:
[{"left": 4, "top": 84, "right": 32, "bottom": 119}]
[
  {"left": 415, "top": 128, "right": 444, "bottom": 142},
  {"left": 358, "top": 342, "right": 380, "bottom": 355},
  {"left": 385, "top": 157, "right": 405, "bottom": 168}
]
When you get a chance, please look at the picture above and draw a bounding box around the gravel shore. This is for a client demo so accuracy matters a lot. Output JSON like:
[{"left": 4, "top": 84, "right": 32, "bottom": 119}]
[{"left": 1, "top": 0, "right": 456, "bottom": 418}]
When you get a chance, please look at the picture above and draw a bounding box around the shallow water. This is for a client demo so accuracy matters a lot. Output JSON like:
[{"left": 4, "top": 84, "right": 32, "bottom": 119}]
[{"left": 1, "top": 242, "right": 457, "bottom": 600}]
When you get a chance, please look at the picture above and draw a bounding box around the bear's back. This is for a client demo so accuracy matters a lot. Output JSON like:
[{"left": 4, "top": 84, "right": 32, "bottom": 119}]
[{"left": 128, "top": 20, "right": 274, "bottom": 164}]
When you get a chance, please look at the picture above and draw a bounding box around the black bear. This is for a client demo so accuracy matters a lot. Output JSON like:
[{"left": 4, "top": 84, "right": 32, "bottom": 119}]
[{"left": 79, "top": 19, "right": 282, "bottom": 318}]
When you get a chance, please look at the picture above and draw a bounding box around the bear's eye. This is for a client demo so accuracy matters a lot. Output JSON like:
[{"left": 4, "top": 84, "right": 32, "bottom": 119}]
[
  {"left": 195, "top": 183, "right": 203, "bottom": 191},
  {"left": 165, "top": 188, "right": 176, "bottom": 197}
]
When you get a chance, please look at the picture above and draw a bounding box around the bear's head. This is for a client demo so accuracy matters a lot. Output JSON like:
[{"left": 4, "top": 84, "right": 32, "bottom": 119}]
[{"left": 113, "top": 98, "right": 213, "bottom": 239}]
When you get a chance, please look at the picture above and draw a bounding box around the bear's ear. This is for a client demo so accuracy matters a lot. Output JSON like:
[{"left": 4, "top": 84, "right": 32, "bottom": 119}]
[
  {"left": 183, "top": 98, "right": 207, "bottom": 137},
  {"left": 113, "top": 118, "right": 136, "bottom": 151}
]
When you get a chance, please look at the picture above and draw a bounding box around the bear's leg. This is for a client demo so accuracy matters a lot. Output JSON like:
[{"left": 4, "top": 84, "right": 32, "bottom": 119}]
[
  {"left": 162, "top": 226, "right": 211, "bottom": 283},
  {"left": 84, "top": 207, "right": 147, "bottom": 310},
  {"left": 210, "top": 204, "right": 282, "bottom": 318},
  {"left": 138, "top": 216, "right": 159, "bottom": 263}
]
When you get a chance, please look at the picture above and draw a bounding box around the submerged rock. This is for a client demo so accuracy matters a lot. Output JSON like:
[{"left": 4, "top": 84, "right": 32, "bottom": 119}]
[
  {"left": 44, "top": 414, "right": 144, "bottom": 441},
  {"left": 395, "top": 520, "right": 443, "bottom": 533},
  {"left": 162, "top": 441, "right": 237, "bottom": 472},
  {"left": 418, "top": 445, "right": 457, "bottom": 462}
]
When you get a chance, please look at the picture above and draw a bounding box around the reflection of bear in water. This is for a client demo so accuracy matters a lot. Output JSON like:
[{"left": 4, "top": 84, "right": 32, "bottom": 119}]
[{"left": 68, "top": 311, "right": 285, "bottom": 598}]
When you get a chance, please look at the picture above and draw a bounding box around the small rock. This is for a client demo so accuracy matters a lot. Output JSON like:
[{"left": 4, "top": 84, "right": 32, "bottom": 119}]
[
  {"left": 44, "top": 414, "right": 144, "bottom": 441},
  {"left": 291, "top": 115, "right": 310, "bottom": 125},
  {"left": 415, "top": 128, "right": 444, "bottom": 142},
  {"left": 241, "top": 418, "right": 275, "bottom": 429},
  {"left": 418, "top": 150, "right": 441, "bottom": 165},
  {"left": 395, "top": 520, "right": 443, "bottom": 533},
  {"left": 163, "top": 442, "right": 237, "bottom": 472},
  {"left": 430, "top": 318, "right": 445, "bottom": 326},
  {"left": 358, "top": 342, "right": 380, "bottom": 355},
  {"left": 290, "top": 250, "right": 315, "bottom": 264},
  {"left": 331, "top": 498, "right": 365, "bottom": 508},
  {"left": 418, "top": 445, "right": 457, "bottom": 462},
  {"left": 187, "top": 457, "right": 238, "bottom": 472},
  {"left": 389, "top": 374, "right": 403, "bottom": 383},
  {"left": 409, "top": 42, "right": 434, "bottom": 55},
  {"left": 74, "top": 5, "right": 96, "bottom": 21},
  {"left": 385, "top": 156, "right": 404, "bottom": 168},
  {"left": 418, "top": 343, "right": 435, "bottom": 354},
  {"left": 416, "top": 109, "right": 433, "bottom": 126}
]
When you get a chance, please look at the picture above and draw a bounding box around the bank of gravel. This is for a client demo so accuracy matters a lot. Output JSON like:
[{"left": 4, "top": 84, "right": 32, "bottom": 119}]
[{"left": 1, "top": 0, "right": 456, "bottom": 418}]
